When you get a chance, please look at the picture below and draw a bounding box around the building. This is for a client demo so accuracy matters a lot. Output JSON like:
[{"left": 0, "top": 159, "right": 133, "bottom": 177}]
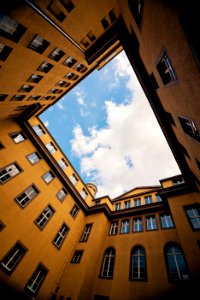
[{"left": 0, "top": 0, "right": 200, "bottom": 299}]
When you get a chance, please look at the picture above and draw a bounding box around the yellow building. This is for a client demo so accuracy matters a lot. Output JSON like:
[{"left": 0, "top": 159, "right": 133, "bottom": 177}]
[{"left": 0, "top": 1, "right": 200, "bottom": 299}]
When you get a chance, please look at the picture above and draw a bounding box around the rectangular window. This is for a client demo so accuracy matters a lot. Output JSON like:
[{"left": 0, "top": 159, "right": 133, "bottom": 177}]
[
  {"left": 42, "top": 171, "right": 55, "bottom": 184},
  {"left": 134, "top": 198, "right": 141, "bottom": 207},
  {"left": 70, "top": 204, "right": 79, "bottom": 218},
  {"left": 71, "top": 250, "right": 83, "bottom": 263},
  {"left": 156, "top": 194, "right": 162, "bottom": 202},
  {"left": 109, "top": 221, "right": 118, "bottom": 235},
  {"left": 28, "top": 35, "right": 50, "bottom": 54},
  {"left": 69, "top": 174, "right": 78, "bottom": 185},
  {"left": 144, "top": 195, "right": 152, "bottom": 205},
  {"left": 121, "top": 219, "right": 130, "bottom": 234},
  {"left": 0, "top": 13, "right": 27, "bottom": 42},
  {"left": 87, "top": 31, "right": 96, "bottom": 42},
  {"left": 27, "top": 74, "right": 43, "bottom": 83},
  {"left": 124, "top": 200, "right": 131, "bottom": 209},
  {"left": 184, "top": 205, "right": 200, "bottom": 230},
  {"left": 74, "top": 63, "right": 87, "bottom": 73},
  {"left": 115, "top": 203, "right": 121, "bottom": 211},
  {"left": 11, "top": 95, "right": 25, "bottom": 101},
  {"left": 101, "top": 16, "right": 109, "bottom": 30},
  {"left": 45, "top": 142, "right": 57, "bottom": 154},
  {"left": 16, "top": 185, "right": 39, "bottom": 207},
  {"left": 0, "top": 242, "right": 27, "bottom": 274},
  {"left": 0, "top": 43, "right": 12, "bottom": 61},
  {"left": 58, "top": 158, "right": 68, "bottom": 170},
  {"left": 0, "top": 162, "right": 21, "bottom": 184},
  {"left": 49, "top": 47, "right": 65, "bottom": 61},
  {"left": 133, "top": 218, "right": 143, "bottom": 232},
  {"left": 56, "top": 188, "right": 67, "bottom": 202},
  {"left": 27, "top": 152, "right": 41, "bottom": 164},
  {"left": 53, "top": 223, "right": 69, "bottom": 248},
  {"left": 32, "top": 125, "right": 45, "bottom": 136},
  {"left": 80, "top": 188, "right": 88, "bottom": 200},
  {"left": 35, "top": 205, "right": 55, "bottom": 229},
  {"left": 25, "top": 263, "right": 48, "bottom": 296},
  {"left": 79, "top": 224, "right": 92, "bottom": 242},
  {"left": 18, "top": 84, "right": 34, "bottom": 93},
  {"left": 160, "top": 213, "right": 174, "bottom": 229},
  {"left": 63, "top": 56, "right": 77, "bottom": 67},
  {"left": 178, "top": 116, "right": 200, "bottom": 142},
  {"left": 60, "top": 0, "right": 75, "bottom": 13},
  {"left": 172, "top": 177, "right": 185, "bottom": 185},
  {"left": 156, "top": 50, "right": 177, "bottom": 85},
  {"left": 47, "top": 1, "right": 66, "bottom": 22},
  {"left": 146, "top": 215, "right": 158, "bottom": 231},
  {"left": 37, "top": 61, "right": 53, "bottom": 73},
  {"left": 10, "top": 131, "right": 26, "bottom": 143}
]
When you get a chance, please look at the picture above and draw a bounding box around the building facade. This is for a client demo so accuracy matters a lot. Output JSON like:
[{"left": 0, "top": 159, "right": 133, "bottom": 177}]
[{"left": 0, "top": 0, "right": 200, "bottom": 299}]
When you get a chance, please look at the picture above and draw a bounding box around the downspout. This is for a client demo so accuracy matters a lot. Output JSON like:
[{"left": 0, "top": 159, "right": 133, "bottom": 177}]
[{"left": 24, "top": 0, "right": 85, "bottom": 54}]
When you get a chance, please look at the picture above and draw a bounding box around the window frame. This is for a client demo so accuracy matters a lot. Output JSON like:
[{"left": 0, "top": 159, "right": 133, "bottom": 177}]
[
  {"left": 99, "top": 247, "right": 115, "bottom": 279},
  {"left": 56, "top": 188, "right": 68, "bottom": 202},
  {"left": 156, "top": 49, "right": 177, "bottom": 86},
  {"left": 79, "top": 223, "right": 93, "bottom": 242},
  {"left": 184, "top": 204, "right": 200, "bottom": 231},
  {"left": 133, "top": 217, "right": 143, "bottom": 233},
  {"left": 0, "top": 162, "right": 22, "bottom": 184},
  {"left": 71, "top": 250, "right": 83, "bottom": 264},
  {"left": 146, "top": 215, "right": 158, "bottom": 231},
  {"left": 27, "top": 152, "right": 41, "bottom": 165},
  {"left": 52, "top": 223, "right": 69, "bottom": 249},
  {"left": 120, "top": 219, "right": 130, "bottom": 234},
  {"left": 15, "top": 184, "right": 39, "bottom": 208},
  {"left": 129, "top": 245, "right": 147, "bottom": 281},
  {"left": 109, "top": 221, "right": 118, "bottom": 236},
  {"left": 10, "top": 131, "right": 27, "bottom": 144},
  {"left": 42, "top": 170, "right": 55, "bottom": 184},
  {"left": 35, "top": 205, "right": 55, "bottom": 230},
  {"left": 70, "top": 204, "right": 79, "bottom": 219},
  {"left": 25, "top": 263, "right": 48, "bottom": 296}
]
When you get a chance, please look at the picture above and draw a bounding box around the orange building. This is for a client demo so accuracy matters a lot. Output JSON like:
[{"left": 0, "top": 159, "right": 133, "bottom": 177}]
[{"left": 0, "top": 1, "right": 200, "bottom": 299}]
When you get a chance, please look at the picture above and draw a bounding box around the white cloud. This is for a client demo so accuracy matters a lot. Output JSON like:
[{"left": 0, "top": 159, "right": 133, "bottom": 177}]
[
  {"left": 70, "top": 51, "right": 180, "bottom": 198},
  {"left": 75, "top": 88, "right": 87, "bottom": 106},
  {"left": 43, "top": 121, "right": 49, "bottom": 127},
  {"left": 56, "top": 102, "right": 65, "bottom": 110}
]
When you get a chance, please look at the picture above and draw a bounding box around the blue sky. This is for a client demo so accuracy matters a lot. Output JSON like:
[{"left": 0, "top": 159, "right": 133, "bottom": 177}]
[{"left": 39, "top": 51, "right": 180, "bottom": 198}]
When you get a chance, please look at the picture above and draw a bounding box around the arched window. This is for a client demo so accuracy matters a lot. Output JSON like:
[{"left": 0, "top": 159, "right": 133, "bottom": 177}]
[
  {"left": 100, "top": 247, "right": 115, "bottom": 278},
  {"left": 130, "top": 246, "right": 147, "bottom": 280},
  {"left": 128, "top": 0, "right": 144, "bottom": 29},
  {"left": 164, "top": 243, "right": 189, "bottom": 281}
]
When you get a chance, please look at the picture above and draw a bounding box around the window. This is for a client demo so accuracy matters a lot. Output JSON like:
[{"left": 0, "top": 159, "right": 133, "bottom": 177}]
[
  {"left": 70, "top": 204, "right": 79, "bottom": 218},
  {"left": 134, "top": 198, "right": 141, "bottom": 207},
  {"left": 58, "top": 158, "right": 68, "bottom": 170},
  {"left": 28, "top": 95, "right": 40, "bottom": 101},
  {"left": 64, "top": 72, "right": 78, "bottom": 80},
  {"left": 28, "top": 35, "right": 50, "bottom": 54},
  {"left": 172, "top": 177, "right": 185, "bottom": 185},
  {"left": 108, "top": 9, "right": 117, "bottom": 23},
  {"left": 71, "top": 250, "right": 83, "bottom": 263},
  {"left": 74, "top": 63, "right": 87, "bottom": 73},
  {"left": 60, "top": 0, "right": 75, "bottom": 13},
  {"left": 100, "top": 248, "right": 115, "bottom": 278},
  {"left": 121, "top": 219, "right": 130, "bottom": 234},
  {"left": 178, "top": 116, "right": 200, "bottom": 142},
  {"left": 0, "top": 242, "right": 27, "bottom": 274},
  {"left": 164, "top": 243, "right": 189, "bottom": 281},
  {"left": 156, "top": 194, "right": 162, "bottom": 202},
  {"left": 18, "top": 84, "right": 34, "bottom": 93},
  {"left": 133, "top": 218, "right": 143, "bottom": 232},
  {"left": 10, "top": 131, "right": 26, "bottom": 143},
  {"left": 69, "top": 173, "right": 78, "bottom": 185},
  {"left": 56, "top": 80, "right": 68, "bottom": 87},
  {"left": 63, "top": 56, "right": 77, "bottom": 67},
  {"left": 160, "top": 213, "right": 174, "bottom": 229},
  {"left": 25, "top": 263, "right": 48, "bottom": 296},
  {"left": 0, "top": 94, "right": 8, "bottom": 101},
  {"left": 124, "top": 200, "right": 131, "bottom": 209},
  {"left": 109, "top": 221, "right": 118, "bottom": 235},
  {"left": 32, "top": 125, "right": 45, "bottom": 136},
  {"left": 0, "top": 162, "right": 21, "bottom": 184},
  {"left": 35, "top": 205, "right": 55, "bottom": 229},
  {"left": 184, "top": 205, "right": 200, "bottom": 230},
  {"left": 156, "top": 50, "right": 177, "bottom": 85},
  {"left": 87, "top": 31, "right": 96, "bottom": 42},
  {"left": 27, "top": 74, "right": 43, "bottom": 83},
  {"left": 146, "top": 215, "right": 157, "bottom": 231},
  {"left": 130, "top": 246, "right": 147, "bottom": 280},
  {"left": 56, "top": 188, "right": 67, "bottom": 202},
  {"left": 16, "top": 185, "right": 39, "bottom": 207},
  {"left": 80, "top": 188, "right": 88, "bottom": 200},
  {"left": 115, "top": 203, "right": 121, "bottom": 211},
  {"left": 80, "top": 37, "right": 89, "bottom": 48},
  {"left": 27, "top": 152, "right": 41, "bottom": 164},
  {"left": 0, "top": 43, "right": 12, "bottom": 61},
  {"left": 144, "top": 195, "right": 152, "bottom": 205},
  {"left": 101, "top": 17, "right": 109, "bottom": 30},
  {"left": 45, "top": 142, "right": 57, "bottom": 154},
  {"left": 128, "top": 0, "right": 144, "bottom": 29},
  {"left": 53, "top": 223, "right": 69, "bottom": 248},
  {"left": 42, "top": 171, "right": 55, "bottom": 184},
  {"left": 37, "top": 61, "right": 53, "bottom": 73},
  {"left": 79, "top": 224, "right": 92, "bottom": 242},
  {"left": 0, "top": 13, "right": 27, "bottom": 42},
  {"left": 11, "top": 95, "right": 25, "bottom": 101},
  {"left": 47, "top": 1, "right": 66, "bottom": 22}
]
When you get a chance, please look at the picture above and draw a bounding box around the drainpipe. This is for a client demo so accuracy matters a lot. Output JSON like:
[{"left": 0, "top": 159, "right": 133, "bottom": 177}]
[{"left": 24, "top": 0, "right": 85, "bottom": 54}]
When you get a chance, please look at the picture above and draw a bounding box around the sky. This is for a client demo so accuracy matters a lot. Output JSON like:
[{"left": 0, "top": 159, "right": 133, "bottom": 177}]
[{"left": 39, "top": 50, "right": 180, "bottom": 199}]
